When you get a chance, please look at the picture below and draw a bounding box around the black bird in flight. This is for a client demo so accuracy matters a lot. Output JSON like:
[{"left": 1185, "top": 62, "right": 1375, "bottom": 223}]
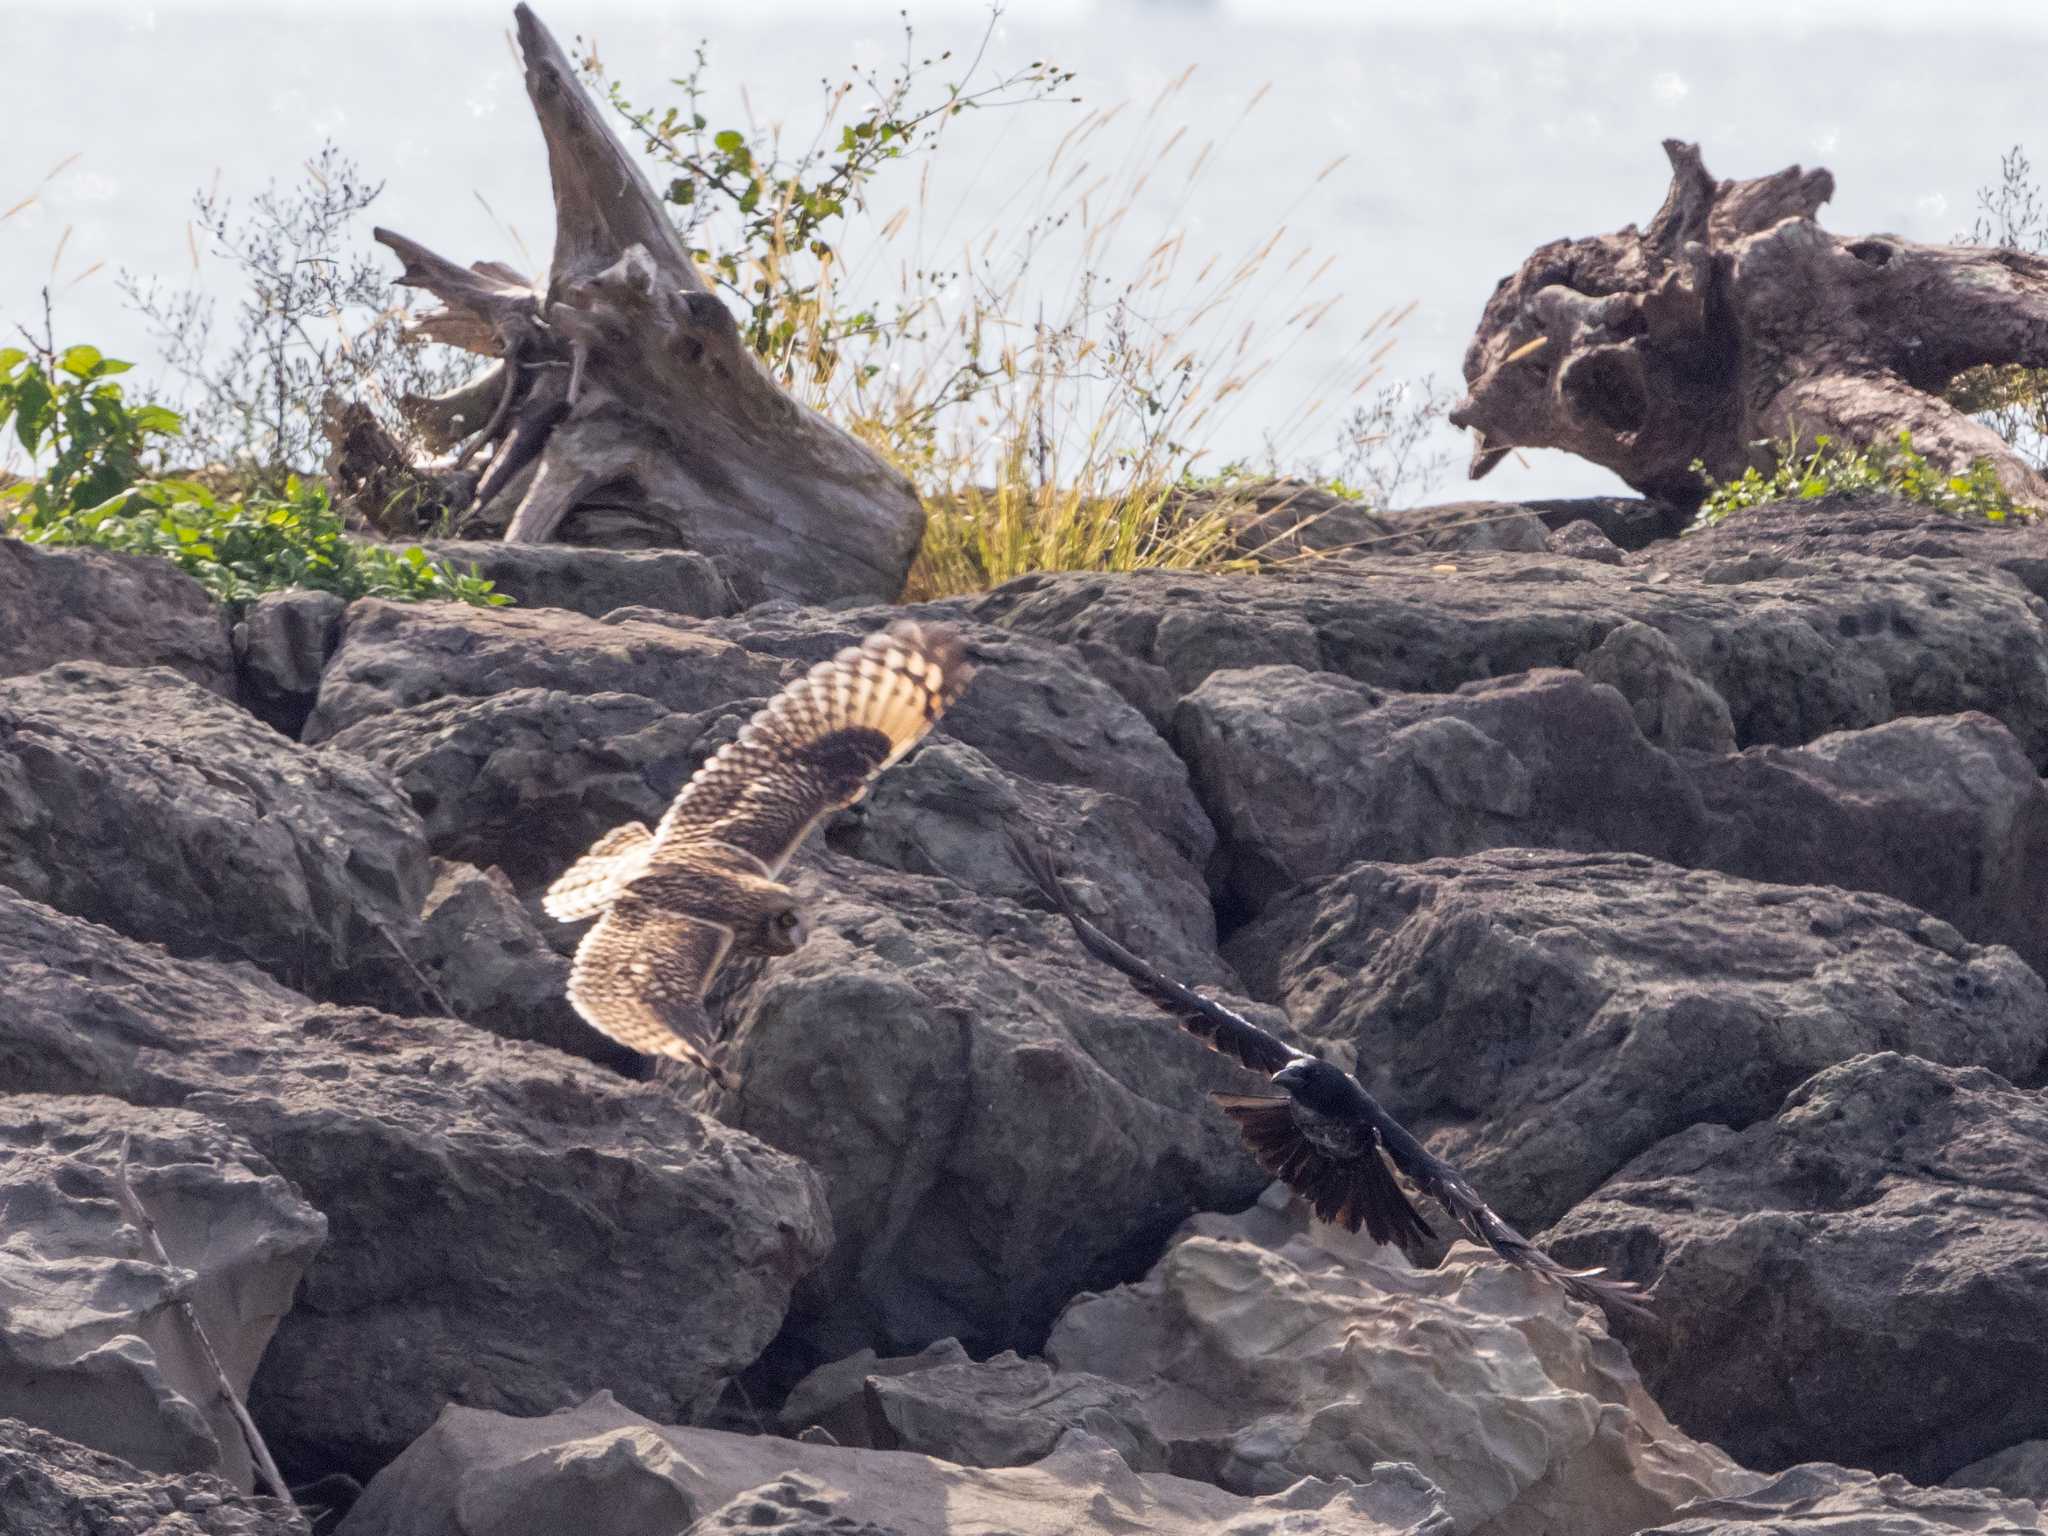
[{"left": 1008, "top": 832, "right": 1648, "bottom": 1319}]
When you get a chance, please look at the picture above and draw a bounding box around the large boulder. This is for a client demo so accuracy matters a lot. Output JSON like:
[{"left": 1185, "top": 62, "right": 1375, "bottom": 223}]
[
  {"left": 1951, "top": 1442, "right": 2048, "bottom": 1506},
  {"left": 419, "top": 539, "right": 757, "bottom": 619},
  {"left": 232, "top": 587, "right": 347, "bottom": 736},
  {"left": 1033, "top": 1201, "right": 1752, "bottom": 1536},
  {"left": 0, "top": 660, "right": 437, "bottom": 1013},
  {"left": 0, "top": 1417, "right": 305, "bottom": 1536},
  {"left": 777, "top": 1335, "right": 1171, "bottom": 1476},
  {"left": 835, "top": 737, "right": 1228, "bottom": 984},
  {"left": 1548, "top": 1053, "right": 2048, "bottom": 1484},
  {"left": 300, "top": 598, "right": 790, "bottom": 743},
  {"left": 1640, "top": 1462, "right": 2046, "bottom": 1535},
  {"left": 1691, "top": 712, "right": 2048, "bottom": 976},
  {"left": 324, "top": 687, "right": 710, "bottom": 895},
  {"left": 315, "top": 601, "right": 1219, "bottom": 919},
  {"left": 0, "top": 1095, "right": 325, "bottom": 1490},
  {"left": 1174, "top": 665, "right": 1703, "bottom": 912},
  {"left": 781, "top": 1193, "right": 1750, "bottom": 1536},
  {"left": 0, "top": 886, "right": 831, "bottom": 1479},
  {"left": 1643, "top": 492, "right": 2048, "bottom": 603},
  {"left": 1230, "top": 851, "right": 2048, "bottom": 1230},
  {"left": 723, "top": 852, "right": 1270, "bottom": 1372},
  {"left": 969, "top": 550, "right": 2048, "bottom": 767},
  {"left": 0, "top": 536, "right": 233, "bottom": 696},
  {"left": 414, "top": 859, "right": 635, "bottom": 1068},
  {"left": 333, "top": 1391, "right": 1454, "bottom": 1536}
]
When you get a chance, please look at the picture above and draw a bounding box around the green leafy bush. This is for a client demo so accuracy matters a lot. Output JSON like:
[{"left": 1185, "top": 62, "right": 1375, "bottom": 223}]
[
  {"left": 2, "top": 341, "right": 506, "bottom": 607},
  {"left": 1691, "top": 430, "right": 2031, "bottom": 529},
  {"left": 0, "top": 344, "right": 180, "bottom": 516}
]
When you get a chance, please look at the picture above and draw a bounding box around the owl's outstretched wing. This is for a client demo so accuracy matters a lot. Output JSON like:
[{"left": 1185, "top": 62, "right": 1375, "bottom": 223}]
[
  {"left": 650, "top": 620, "right": 974, "bottom": 876},
  {"left": 543, "top": 821, "right": 655, "bottom": 921},
  {"left": 566, "top": 892, "right": 733, "bottom": 1074}
]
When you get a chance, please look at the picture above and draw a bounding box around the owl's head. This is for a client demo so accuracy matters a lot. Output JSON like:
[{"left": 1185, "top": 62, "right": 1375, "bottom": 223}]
[{"left": 751, "top": 891, "right": 812, "bottom": 956}]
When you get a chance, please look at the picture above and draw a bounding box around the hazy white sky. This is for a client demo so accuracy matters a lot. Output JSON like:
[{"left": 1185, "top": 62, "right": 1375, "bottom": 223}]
[{"left": 8, "top": 0, "right": 2044, "bottom": 502}]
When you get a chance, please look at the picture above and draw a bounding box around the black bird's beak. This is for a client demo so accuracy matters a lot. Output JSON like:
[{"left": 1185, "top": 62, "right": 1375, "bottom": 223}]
[{"left": 1272, "top": 1060, "right": 1312, "bottom": 1092}]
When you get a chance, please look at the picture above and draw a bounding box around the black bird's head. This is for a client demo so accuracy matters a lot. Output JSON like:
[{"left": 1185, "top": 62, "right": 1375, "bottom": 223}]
[{"left": 1272, "top": 1057, "right": 1362, "bottom": 1117}]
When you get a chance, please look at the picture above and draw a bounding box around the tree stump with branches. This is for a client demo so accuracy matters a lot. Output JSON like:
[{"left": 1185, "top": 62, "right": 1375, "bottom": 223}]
[
  {"left": 343, "top": 4, "right": 925, "bottom": 605},
  {"left": 1450, "top": 140, "right": 2048, "bottom": 509}
]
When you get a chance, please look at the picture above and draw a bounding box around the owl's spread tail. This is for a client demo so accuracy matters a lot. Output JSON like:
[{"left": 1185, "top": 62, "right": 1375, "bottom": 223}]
[{"left": 542, "top": 820, "right": 655, "bottom": 921}]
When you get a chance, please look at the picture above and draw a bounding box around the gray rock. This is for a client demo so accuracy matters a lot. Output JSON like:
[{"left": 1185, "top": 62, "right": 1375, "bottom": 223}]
[
  {"left": 1174, "top": 666, "right": 1703, "bottom": 912},
  {"left": 778, "top": 1340, "right": 974, "bottom": 1450},
  {"left": 1230, "top": 851, "right": 2048, "bottom": 1230},
  {"left": 301, "top": 598, "right": 791, "bottom": 743},
  {"left": 787, "top": 1346, "right": 1169, "bottom": 1474},
  {"left": 1692, "top": 713, "right": 2048, "bottom": 976},
  {"left": 414, "top": 860, "right": 634, "bottom": 1069},
  {"left": 1643, "top": 1463, "right": 2046, "bottom": 1534},
  {"left": 1950, "top": 1442, "right": 2048, "bottom": 1505},
  {"left": 325, "top": 687, "right": 712, "bottom": 895},
  {"left": 419, "top": 539, "right": 757, "bottom": 619},
  {"left": 0, "top": 1095, "right": 325, "bottom": 1490},
  {"left": 0, "top": 661, "right": 436, "bottom": 1012},
  {"left": 0, "top": 886, "right": 831, "bottom": 1480},
  {"left": 1394, "top": 500, "right": 1554, "bottom": 553},
  {"left": 1577, "top": 620, "right": 1737, "bottom": 755},
  {"left": 308, "top": 600, "right": 1215, "bottom": 871},
  {"left": 723, "top": 853, "right": 1271, "bottom": 1369},
  {"left": 1549, "top": 1054, "right": 2048, "bottom": 1485},
  {"left": 0, "top": 1417, "right": 305, "bottom": 1535},
  {"left": 1547, "top": 518, "right": 1628, "bottom": 565},
  {"left": 334, "top": 1392, "right": 1454, "bottom": 1536},
  {"left": 1182, "top": 477, "right": 1419, "bottom": 562},
  {"left": 232, "top": 587, "right": 347, "bottom": 735},
  {"left": 970, "top": 551, "right": 2048, "bottom": 767},
  {"left": 0, "top": 536, "right": 233, "bottom": 696},
  {"left": 1521, "top": 494, "right": 1693, "bottom": 550},
  {"left": 684, "top": 1473, "right": 910, "bottom": 1536},
  {"left": 1646, "top": 491, "right": 2048, "bottom": 602},
  {"left": 835, "top": 737, "right": 1228, "bottom": 984},
  {"left": 1029, "top": 1203, "right": 1753, "bottom": 1536}
]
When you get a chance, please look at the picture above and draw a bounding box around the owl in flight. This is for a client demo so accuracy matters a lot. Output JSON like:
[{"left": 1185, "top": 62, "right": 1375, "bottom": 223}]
[{"left": 544, "top": 620, "right": 974, "bottom": 1078}]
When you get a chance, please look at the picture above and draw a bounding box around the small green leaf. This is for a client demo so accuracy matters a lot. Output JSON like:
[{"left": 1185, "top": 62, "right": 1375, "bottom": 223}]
[
  {"left": 57, "top": 345, "right": 104, "bottom": 378},
  {"left": 714, "top": 128, "right": 746, "bottom": 153},
  {"left": 130, "top": 405, "right": 184, "bottom": 436}
]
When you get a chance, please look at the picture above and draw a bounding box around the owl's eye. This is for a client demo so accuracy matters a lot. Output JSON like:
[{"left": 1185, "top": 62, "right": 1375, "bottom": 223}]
[{"left": 775, "top": 909, "right": 801, "bottom": 931}]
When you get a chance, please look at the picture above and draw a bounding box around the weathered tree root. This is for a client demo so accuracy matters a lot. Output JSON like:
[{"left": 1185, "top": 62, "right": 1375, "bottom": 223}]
[
  {"left": 341, "top": 4, "right": 925, "bottom": 604},
  {"left": 1451, "top": 139, "right": 2048, "bottom": 509}
]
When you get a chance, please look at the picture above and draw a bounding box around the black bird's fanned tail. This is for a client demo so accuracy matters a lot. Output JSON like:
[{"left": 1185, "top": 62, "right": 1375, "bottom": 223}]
[
  {"left": 1005, "top": 828, "right": 1299, "bottom": 1077},
  {"left": 1213, "top": 1092, "right": 1437, "bottom": 1258},
  {"left": 1367, "top": 1109, "right": 1653, "bottom": 1318}
]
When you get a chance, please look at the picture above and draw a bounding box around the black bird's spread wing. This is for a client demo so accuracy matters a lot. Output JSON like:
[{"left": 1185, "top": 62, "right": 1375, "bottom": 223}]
[
  {"left": 1212, "top": 1092, "right": 1437, "bottom": 1257},
  {"left": 1009, "top": 830, "right": 1650, "bottom": 1320},
  {"left": 1367, "top": 1101, "right": 1652, "bottom": 1317},
  {"left": 1005, "top": 829, "right": 1302, "bottom": 1078}
]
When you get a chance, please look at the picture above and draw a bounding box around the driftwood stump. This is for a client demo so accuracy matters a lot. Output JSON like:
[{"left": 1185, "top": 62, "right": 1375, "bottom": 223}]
[
  {"left": 348, "top": 4, "right": 925, "bottom": 605},
  {"left": 1450, "top": 140, "right": 2048, "bottom": 509}
]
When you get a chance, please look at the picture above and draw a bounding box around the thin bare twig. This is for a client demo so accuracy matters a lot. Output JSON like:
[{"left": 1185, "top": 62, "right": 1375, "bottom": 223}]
[{"left": 113, "top": 1134, "right": 307, "bottom": 1529}]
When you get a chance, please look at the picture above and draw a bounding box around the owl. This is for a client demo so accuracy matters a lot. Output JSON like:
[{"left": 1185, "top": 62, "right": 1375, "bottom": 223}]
[{"left": 543, "top": 620, "right": 974, "bottom": 1077}]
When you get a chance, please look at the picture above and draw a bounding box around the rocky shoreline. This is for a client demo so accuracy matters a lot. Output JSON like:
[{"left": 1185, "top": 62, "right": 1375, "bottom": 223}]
[{"left": 5, "top": 489, "right": 2048, "bottom": 1534}]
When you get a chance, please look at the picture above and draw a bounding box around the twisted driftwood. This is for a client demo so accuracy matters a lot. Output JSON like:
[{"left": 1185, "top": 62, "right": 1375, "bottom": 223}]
[
  {"left": 344, "top": 4, "right": 925, "bottom": 604},
  {"left": 1450, "top": 139, "right": 2048, "bottom": 509}
]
